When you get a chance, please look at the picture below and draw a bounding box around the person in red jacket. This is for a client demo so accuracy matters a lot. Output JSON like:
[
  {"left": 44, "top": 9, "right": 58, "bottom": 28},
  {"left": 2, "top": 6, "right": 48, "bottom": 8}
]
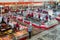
[
  {"left": 46, "top": 15, "right": 48, "bottom": 22},
  {"left": 14, "top": 23, "right": 20, "bottom": 31}
]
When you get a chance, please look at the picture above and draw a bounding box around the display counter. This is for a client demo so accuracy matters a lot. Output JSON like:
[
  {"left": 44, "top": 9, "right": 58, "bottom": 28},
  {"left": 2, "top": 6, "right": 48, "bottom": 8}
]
[
  {"left": 13, "top": 15, "right": 59, "bottom": 30},
  {"left": 12, "top": 21, "right": 17, "bottom": 24},
  {"left": 41, "top": 19, "right": 58, "bottom": 30},
  {"left": 0, "top": 21, "right": 28, "bottom": 40},
  {"left": 0, "top": 27, "right": 13, "bottom": 36},
  {"left": 56, "top": 17, "right": 60, "bottom": 22},
  {"left": 14, "top": 29, "right": 28, "bottom": 40},
  {"left": 32, "top": 23, "right": 40, "bottom": 28},
  {"left": 0, "top": 29, "right": 28, "bottom": 40},
  {"left": 32, "top": 19, "right": 58, "bottom": 30},
  {"left": 17, "top": 16, "right": 23, "bottom": 19},
  {"left": 24, "top": 20, "right": 30, "bottom": 26},
  {"left": 17, "top": 16, "right": 24, "bottom": 25}
]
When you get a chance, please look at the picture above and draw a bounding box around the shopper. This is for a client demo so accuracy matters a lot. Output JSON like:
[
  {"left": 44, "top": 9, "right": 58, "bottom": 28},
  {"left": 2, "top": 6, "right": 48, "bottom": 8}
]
[
  {"left": 49, "top": 15, "right": 51, "bottom": 20},
  {"left": 28, "top": 22, "right": 32, "bottom": 39},
  {"left": 15, "top": 23, "right": 20, "bottom": 31},
  {"left": 7, "top": 17, "right": 10, "bottom": 24},
  {"left": 40, "top": 16, "right": 44, "bottom": 21},
  {"left": 0, "top": 15, "right": 2, "bottom": 23},
  {"left": 8, "top": 20, "right": 15, "bottom": 32},
  {"left": 1, "top": 17, "right": 6, "bottom": 24},
  {"left": 3, "top": 16, "right": 7, "bottom": 24},
  {"left": 45, "top": 15, "right": 48, "bottom": 22},
  {"left": 21, "top": 10, "right": 23, "bottom": 16}
]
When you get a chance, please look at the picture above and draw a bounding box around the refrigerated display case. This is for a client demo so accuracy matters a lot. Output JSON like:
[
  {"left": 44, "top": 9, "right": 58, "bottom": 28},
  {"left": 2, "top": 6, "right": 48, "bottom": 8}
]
[{"left": 0, "top": 24, "right": 28, "bottom": 40}]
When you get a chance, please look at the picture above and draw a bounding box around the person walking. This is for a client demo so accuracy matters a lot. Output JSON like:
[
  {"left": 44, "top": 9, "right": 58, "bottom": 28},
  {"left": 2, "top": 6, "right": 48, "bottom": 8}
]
[
  {"left": 28, "top": 22, "right": 32, "bottom": 39},
  {"left": 15, "top": 23, "right": 20, "bottom": 31},
  {"left": 8, "top": 20, "right": 15, "bottom": 32},
  {"left": 0, "top": 14, "right": 2, "bottom": 23}
]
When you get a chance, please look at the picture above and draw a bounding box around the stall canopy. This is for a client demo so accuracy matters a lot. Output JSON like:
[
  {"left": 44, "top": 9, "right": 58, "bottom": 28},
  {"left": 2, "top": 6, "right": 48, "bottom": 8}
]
[
  {"left": 0, "top": 0, "right": 58, "bottom": 6},
  {"left": 0, "top": 2, "right": 43, "bottom": 6}
]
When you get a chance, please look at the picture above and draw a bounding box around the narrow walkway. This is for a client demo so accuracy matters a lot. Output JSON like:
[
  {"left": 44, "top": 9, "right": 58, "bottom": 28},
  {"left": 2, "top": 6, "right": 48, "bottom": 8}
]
[
  {"left": 28, "top": 24, "right": 60, "bottom": 40},
  {"left": 28, "top": 32, "right": 43, "bottom": 40}
]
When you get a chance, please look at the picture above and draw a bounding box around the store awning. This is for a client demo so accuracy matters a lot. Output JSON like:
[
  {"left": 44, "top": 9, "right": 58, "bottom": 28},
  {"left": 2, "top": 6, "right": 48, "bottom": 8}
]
[
  {"left": 0, "top": 2, "right": 56, "bottom": 6},
  {"left": 0, "top": 2, "right": 43, "bottom": 6}
]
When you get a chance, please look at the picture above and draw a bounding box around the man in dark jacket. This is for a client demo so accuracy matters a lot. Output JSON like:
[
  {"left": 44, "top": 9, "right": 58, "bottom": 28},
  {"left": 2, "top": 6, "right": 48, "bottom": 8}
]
[{"left": 28, "top": 22, "right": 32, "bottom": 39}]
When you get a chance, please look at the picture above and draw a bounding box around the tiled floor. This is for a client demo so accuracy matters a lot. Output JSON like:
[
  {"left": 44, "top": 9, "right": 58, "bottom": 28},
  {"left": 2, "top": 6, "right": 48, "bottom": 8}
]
[{"left": 28, "top": 24, "right": 60, "bottom": 40}]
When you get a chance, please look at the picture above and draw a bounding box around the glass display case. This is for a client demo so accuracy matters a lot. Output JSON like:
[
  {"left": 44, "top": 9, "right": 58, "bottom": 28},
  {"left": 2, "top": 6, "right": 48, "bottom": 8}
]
[{"left": 45, "top": 19, "right": 58, "bottom": 28}]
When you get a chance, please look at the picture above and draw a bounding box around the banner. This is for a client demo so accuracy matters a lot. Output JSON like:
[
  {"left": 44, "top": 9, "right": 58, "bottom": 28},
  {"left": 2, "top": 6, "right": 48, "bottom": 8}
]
[{"left": 0, "top": 0, "right": 57, "bottom": 2}]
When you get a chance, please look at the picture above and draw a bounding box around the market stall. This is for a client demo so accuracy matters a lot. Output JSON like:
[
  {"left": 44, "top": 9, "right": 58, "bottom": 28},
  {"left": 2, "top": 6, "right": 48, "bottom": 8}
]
[
  {"left": 40, "top": 19, "right": 58, "bottom": 30},
  {"left": 56, "top": 17, "right": 60, "bottom": 22}
]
